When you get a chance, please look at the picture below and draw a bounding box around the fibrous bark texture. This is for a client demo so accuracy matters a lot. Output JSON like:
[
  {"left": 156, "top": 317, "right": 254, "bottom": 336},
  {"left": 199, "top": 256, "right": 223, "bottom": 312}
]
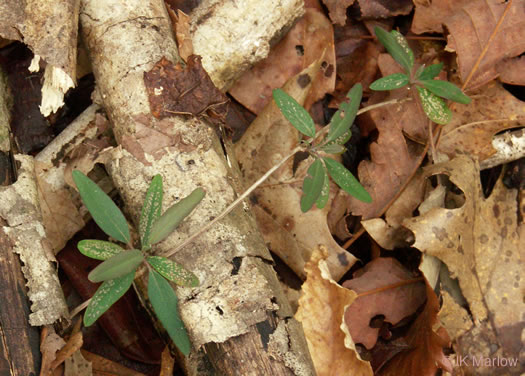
[{"left": 80, "top": 0, "right": 314, "bottom": 374}]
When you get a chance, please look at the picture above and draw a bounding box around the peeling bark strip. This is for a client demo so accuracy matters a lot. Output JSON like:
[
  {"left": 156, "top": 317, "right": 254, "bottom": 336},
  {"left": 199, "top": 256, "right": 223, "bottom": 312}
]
[{"left": 80, "top": 0, "right": 314, "bottom": 374}]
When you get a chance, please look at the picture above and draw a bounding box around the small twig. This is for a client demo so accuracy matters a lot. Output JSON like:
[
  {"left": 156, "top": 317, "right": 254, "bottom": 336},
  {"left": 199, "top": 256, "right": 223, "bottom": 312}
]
[
  {"left": 461, "top": 0, "right": 513, "bottom": 90},
  {"left": 441, "top": 118, "right": 524, "bottom": 137},
  {"left": 69, "top": 298, "right": 91, "bottom": 319}
]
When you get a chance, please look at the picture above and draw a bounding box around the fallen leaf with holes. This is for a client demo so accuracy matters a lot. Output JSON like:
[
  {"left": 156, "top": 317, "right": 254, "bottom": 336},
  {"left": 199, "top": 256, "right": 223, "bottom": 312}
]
[
  {"left": 378, "top": 283, "right": 452, "bottom": 376},
  {"left": 444, "top": 0, "right": 525, "bottom": 90},
  {"left": 235, "top": 62, "right": 356, "bottom": 280},
  {"left": 438, "top": 82, "right": 525, "bottom": 162},
  {"left": 295, "top": 246, "right": 373, "bottom": 376},
  {"left": 342, "top": 257, "right": 426, "bottom": 350},
  {"left": 402, "top": 155, "right": 524, "bottom": 364},
  {"left": 144, "top": 56, "right": 228, "bottom": 125},
  {"left": 229, "top": 8, "right": 336, "bottom": 113},
  {"left": 411, "top": 0, "right": 472, "bottom": 34}
]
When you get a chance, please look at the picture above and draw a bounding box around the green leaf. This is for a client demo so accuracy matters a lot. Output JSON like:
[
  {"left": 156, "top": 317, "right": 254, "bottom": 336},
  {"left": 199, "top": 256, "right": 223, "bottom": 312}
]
[
  {"left": 417, "top": 87, "right": 452, "bottom": 125},
  {"left": 273, "top": 88, "right": 316, "bottom": 138},
  {"left": 149, "top": 270, "right": 191, "bottom": 356},
  {"left": 146, "top": 256, "right": 199, "bottom": 287},
  {"left": 370, "top": 73, "right": 409, "bottom": 91},
  {"left": 374, "top": 27, "right": 414, "bottom": 73},
  {"left": 315, "top": 166, "right": 330, "bottom": 209},
  {"left": 325, "top": 84, "right": 362, "bottom": 145},
  {"left": 320, "top": 144, "right": 346, "bottom": 154},
  {"left": 149, "top": 188, "right": 205, "bottom": 245},
  {"left": 323, "top": 157, "right": 372, "bottom": 203},
  {"left": 140, "top": 175, "right": 163, "bottom": 250},
  {"left": 88, "top": 249, "right": 144, "bottom": 283},
  {"left": 72, "top": 170, "right": 130, "bottom": 244},
  {"left": 84, "top": 271, "right": 135, "bottom": 327},
  {"left": 300, "top": 159, "right": 325, "bottom": 212},
  {"left": 78, "top": 240, "right": 124, "bottom": 260},
  {"left": 420, "top": 80, "right": 471, "bottom": 104},
  {"left": 417, "top": 63, "right": 443, "bottom": 80}
]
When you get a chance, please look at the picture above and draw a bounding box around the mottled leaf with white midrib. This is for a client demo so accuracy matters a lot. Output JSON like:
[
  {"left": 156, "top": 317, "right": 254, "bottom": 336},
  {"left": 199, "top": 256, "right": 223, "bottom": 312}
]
[
  {"left": 140, "top": 174, "right": 163, "bottom": 250},
  {"left": 147, "top": 256, "right": 199, "bottom": 287},
  {"left": 84, "top": 271, "right": 135, "bottom": 327},
  {"left": 88, "top": 249, "right": 144, "bottom": 283},
  {"left": 300, "top": 159, "right": 325, "bottom": 212},
  {"left": 273, "top": 88, "right": 316, "bottom": 138},
  {"left": 323, "top": 157, "right": 372, "bottom": 203},
  {"left": 325, "top": 84, "right": 362, "bottom": 145},
  {"left": 374, "top": 27, "right": 414, "bottom": 74},
  {"left": 370, "top": 73, "right": 409, "bottom": 91},
  {"left": 315, "top": 165, "right": 330, "bottom": 209},
  {"left": 72, "top": 170, "right": 130, "bottom": 244},
  {"left": 417, "top": 63, "right": 443, "bottom": 81},
  {"left": 416, "top": 87, "right": 452, "bottom": 125},
  {"left": 149, "top": 270, "right": 191, "bottom": 356},
  {"left": 78, "top": 239, "right": 124, "bottom": 260},
  {"left": 420, "top": 79, "right": 471, "bottom": 104}
]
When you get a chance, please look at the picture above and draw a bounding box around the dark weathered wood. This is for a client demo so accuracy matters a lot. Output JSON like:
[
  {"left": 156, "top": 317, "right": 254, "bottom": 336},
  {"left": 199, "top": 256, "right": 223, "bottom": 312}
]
[{"left": 0, "top": 225, "right": 41, "bottom": 376}]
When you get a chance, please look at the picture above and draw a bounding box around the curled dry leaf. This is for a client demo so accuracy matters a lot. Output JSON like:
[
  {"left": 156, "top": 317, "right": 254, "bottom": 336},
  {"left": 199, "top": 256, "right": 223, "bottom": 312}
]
[
  {"left": 295, "top": 246, "right": 373, "bottom": 376},
  {"left": 402, "top": 156, "right": 524, "bottom": 364},
  {"left": 342, "top": 258, "right": 426, "bottom": 350}
]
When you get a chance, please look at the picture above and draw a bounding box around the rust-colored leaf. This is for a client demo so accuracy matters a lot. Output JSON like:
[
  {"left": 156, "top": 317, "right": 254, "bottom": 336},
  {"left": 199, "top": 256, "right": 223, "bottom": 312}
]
[
  {"left": 144, "top": 56, "right": 228, "bottom": 125},
  {"left": 411, "top": 0, "right": 472, "bottom": 34},
  {"left": 322, "top": 0, "right": 356, "bottom": 26}
]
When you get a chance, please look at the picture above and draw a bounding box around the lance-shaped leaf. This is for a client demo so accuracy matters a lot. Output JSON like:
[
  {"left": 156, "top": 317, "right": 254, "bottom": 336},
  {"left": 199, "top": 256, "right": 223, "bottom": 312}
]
[
  {"left": 315, "top": 165, "right": 330, "bottom": 210},
  {"left": 84, "top": 271, "right": 135, "bottom": 327},
  {"left": 323, "top": 157, "right": 372, "bottom": 203},
  {"left": 420, "top": 80, "right": 471, "bottom": 104},
  {"left": 72, "top": 170, "right": 130, "bottom": 244},
  {"left": 273, "top": 88, "right": 316, "bottom": 138},
  {"left": 370, "top": 73, "right": 409, "bottom": 91},
  {"left": 140, "top": 174, "right": 163, "bottom": 250},
  {"left": 325, "top": 84, "right": 362, "bottom": 145},
  {"left": 78, "top": 239, "right": 124, "bottom": 260},
  {"left": 149, "top": 188, "right": 205, "bottom": 245},
  {"left": 374, "top": 27, "right": 414, "bottom": 73},
  {"left": 417, "top": 63, "right": 443, "bottom": 81},
  {"left": 300, "top": 159, "right": 326, "bottom": 213},
  {"left": 320, "top": 144, "right": 346, "bottom": 154},
  {"left": 417, "top": 87, "right": 452, "bottom": 125},
  {"left": 88, "top": 249, "right": 144, "bottom": 283},
  {"left": 146, "top": 256, "right": 199, "bottom": 287},
  {"left": 149, "top": 270, "right": 191, "bottom": 356}
]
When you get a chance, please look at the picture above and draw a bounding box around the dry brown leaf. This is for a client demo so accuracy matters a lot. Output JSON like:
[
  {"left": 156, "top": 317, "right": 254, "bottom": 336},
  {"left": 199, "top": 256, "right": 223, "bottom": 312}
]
[
  {"left": 403, "top": 156, "right": 524, "bottom": 362},
  {"left": 356, "top": 0, "right": 413, "bottom": 19},
  {"left": 438, "top": 81, "right": 525, "bottom": 163},
  {"left": 378, "top": 283, "right": 452, "bottom": 376},
  {"left": 322, "top": 0, "right": 356, "bottom": 26},
  {"left": 411, "top": 0, "right": 472, "bottom": 34},
  {"left": 168, "top": 8, "right": 193, "bottom": 62},
  {"left": 498, "top": 55, "right": 525, "bottom": 85},
  {"left": 229, "top": 8, "right": 336, "bottom": 113},
  {"left": 235, "top": 61, "right": 356, "bottom": 280},
  {"left": 40, "top": 327, "right": 66, "bottom": 376},
  {"left": 295, "top": 246, "right": 373, "bottom": 376},
  {"left": 81, "top": 350, "right": 146, "bottom": 376},
  {"left": 444, "top": 0, "right": 525, "bottom": 90},
  {"left": 342, "top": 258, "right": 426, "bottom": 349}
]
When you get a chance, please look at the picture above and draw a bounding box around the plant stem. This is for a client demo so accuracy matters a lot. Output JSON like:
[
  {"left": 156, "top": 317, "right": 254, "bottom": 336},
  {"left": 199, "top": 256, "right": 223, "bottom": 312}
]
[{"left": 70, "top": 298, "right": 91, "bottom": 319}]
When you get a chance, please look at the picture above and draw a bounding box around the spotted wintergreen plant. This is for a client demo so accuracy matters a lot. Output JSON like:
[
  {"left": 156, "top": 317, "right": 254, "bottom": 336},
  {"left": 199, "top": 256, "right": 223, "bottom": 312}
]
[
  {"left": 370, "top": 26, "right": 471, "bottom": 124},
  {"left": 73, "top": 171, "right": 204, "bottom": 356},
  {"left": 273, "top": 83, "right": 372, "bottom": 213}
]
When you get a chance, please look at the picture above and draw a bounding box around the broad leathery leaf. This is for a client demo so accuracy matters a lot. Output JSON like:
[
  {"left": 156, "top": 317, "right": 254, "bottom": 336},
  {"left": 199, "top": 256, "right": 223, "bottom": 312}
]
[
  {"left": 374, "top": 27, "right": 413, "bottom": 73},
  {"left": 315, "top": 166, "right": 330, "bottom": 209},
  {"left": 420, "top": 80, "right": 471, "bottom": 104},
  {"left": 140, "top": 174, "right": 163, "bottom": 250},
  {"left": 78, "top": 239, "right": 124, "bottom": 260},
  {"left": 148, "top": 270, "right": 191, "bottom": 356},
  {"left": 325, "top": 84, "right": 362, "bottom": 145},
  {"left": 149, "top": 188, "right": 205, "bottom": 245},
  {"left": 417, "top": 63, "right": 443, "bottom": 81},
  {"left": 323, "top": 157, "right": 372, "bottom": 203},
  {"left": 417, "top": 87, "right": 452, "bottom": 125},
  {"left": 84, "top": 271, "right": 135, "bottom": 327},
  {"left": 320, "top": 144, "right": 346, "bottom": 154},
  {"left": 72, "top": 170, "right": 130, "bottom": 244},
  {"left": 369, "top": 73, "right": 409, "bottom": 91},
  {"left": 88, "top": 249, "right": 144, "bottom": 283},
  {"left": 146, "top": 256, "right": 199, "bottom": 287},
  {"left": 273, "top": 88, "right": 316, "bottom": 138},
  {"left": 301, "top": 159, "right": 325, "bottom": 212}
]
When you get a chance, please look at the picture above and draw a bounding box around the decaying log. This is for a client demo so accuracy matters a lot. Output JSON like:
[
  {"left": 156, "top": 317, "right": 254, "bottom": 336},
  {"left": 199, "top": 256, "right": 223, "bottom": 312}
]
[{"left": 80, "top": 0, "right": 315, "bottom": 375}]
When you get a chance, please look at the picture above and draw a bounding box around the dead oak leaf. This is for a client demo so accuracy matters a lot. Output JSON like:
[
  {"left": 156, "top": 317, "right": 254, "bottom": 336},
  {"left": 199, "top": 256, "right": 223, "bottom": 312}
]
[
  {"left": 342, "top": 258, "right": 426, "bottom": 350},
  {"left": 144, "top": 55, "right": 228, "bottom": 126},
  {"left": 295, "top": 246, "right": 373, "bottom": 376}
]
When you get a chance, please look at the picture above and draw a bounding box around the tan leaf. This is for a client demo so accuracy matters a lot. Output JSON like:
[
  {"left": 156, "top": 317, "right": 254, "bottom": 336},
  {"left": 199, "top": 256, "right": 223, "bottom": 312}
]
[
  {"left": 438, "top": 81, "right": 525, "bottom": 162},
  {"left": 321, "top": 0, "right": 356, "bottom": 26},
  {"left": 356, "top": 0, "right": 413, "bottom": 19},
  {"left": 411, "top": 0, "right": 472, "bottom": 34},
  {"left": 342, "top": 258, "right": 426, "bottom": 350},
  {"left": 295, "top": 246, "right": 373, "bottom": 376},
  {"left": 403, "top": 156, "right": 524, "bottom": 361}
]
